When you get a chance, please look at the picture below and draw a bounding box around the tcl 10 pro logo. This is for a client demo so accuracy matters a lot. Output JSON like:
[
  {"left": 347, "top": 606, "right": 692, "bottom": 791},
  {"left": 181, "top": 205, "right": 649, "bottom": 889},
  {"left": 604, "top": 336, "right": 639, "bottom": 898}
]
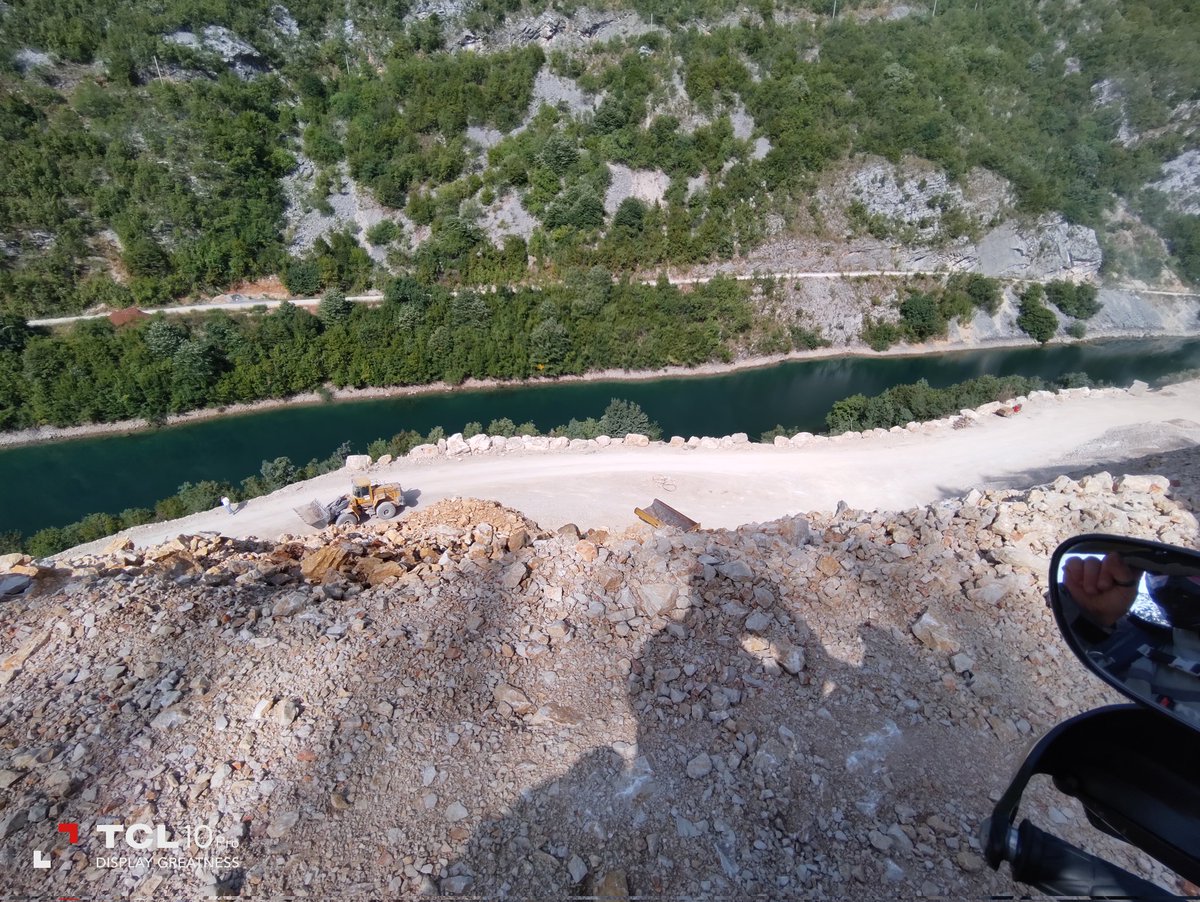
[{"left": 35, "top": 821, "right": 241, "bottom": 871}]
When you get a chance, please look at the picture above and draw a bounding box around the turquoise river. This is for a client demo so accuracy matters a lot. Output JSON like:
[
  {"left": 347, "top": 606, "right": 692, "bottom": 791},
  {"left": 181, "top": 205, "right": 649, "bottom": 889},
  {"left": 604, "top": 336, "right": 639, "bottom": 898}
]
[{"left": 3, "top": 337, "right": 1199, "bottom": 537}]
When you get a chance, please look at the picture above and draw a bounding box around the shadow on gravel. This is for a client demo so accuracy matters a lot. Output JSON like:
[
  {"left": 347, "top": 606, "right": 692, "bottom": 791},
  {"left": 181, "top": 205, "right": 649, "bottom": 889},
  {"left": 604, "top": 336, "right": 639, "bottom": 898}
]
[
  {"left": 445, "top": 527, "right": 1039, "bottom": 898},
  {"left": 977, "top": 442, "right": 1200, "bottom": 517}
]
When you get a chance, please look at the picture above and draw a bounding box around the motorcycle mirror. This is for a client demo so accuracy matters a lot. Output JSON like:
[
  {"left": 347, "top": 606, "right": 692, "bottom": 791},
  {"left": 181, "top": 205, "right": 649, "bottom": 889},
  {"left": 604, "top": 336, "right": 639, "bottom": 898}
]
[{"left": 1049, "top": 534, "right": 1200, "bottom": 734}]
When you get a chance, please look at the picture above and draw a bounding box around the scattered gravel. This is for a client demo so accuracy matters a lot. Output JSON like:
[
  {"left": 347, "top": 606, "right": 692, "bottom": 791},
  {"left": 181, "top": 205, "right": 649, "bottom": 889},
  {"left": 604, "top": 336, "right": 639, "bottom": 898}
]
[
  {"left": 2, "top": 474, "right": 1194, "bottom": 897},
  {"left": 477, "top": 192, "right": 537, "bottom": 244},
  {"left": 604, "top": 164, "right": 670, "bottom": 215}
]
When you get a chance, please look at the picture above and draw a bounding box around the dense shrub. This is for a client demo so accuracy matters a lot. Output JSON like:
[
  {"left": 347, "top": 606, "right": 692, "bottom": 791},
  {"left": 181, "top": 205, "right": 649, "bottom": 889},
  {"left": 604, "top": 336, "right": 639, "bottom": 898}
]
[
  {"left": 861, "top": 317, "right": 903, "bottom": 351},
  {"left": 899, "top": 292, "right": 946, "bottom": 341},
  {"left": 1017, "top": 285, "right": 1059, "bottom": 343},
  {"left": 1045, "top": 281, "right": 1102, "bottom": 319},
  {"left": 823, "top": 374, "right": 1047, "bottom": 434}
]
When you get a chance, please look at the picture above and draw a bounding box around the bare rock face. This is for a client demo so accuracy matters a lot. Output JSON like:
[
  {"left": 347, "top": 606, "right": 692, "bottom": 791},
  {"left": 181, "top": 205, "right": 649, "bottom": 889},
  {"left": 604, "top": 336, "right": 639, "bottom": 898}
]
[
  {"left": 1146, "top": 149, "right": 1200, "bottom": 215},
  {"left": 975, "top": 216, "right": 1102, "bottom": 281},
  {"left": 163, "top": 27, "right": 269, "bottom": 80},
  {"left": 4, "top": 481, "right": 1194, "bottom": 899},
  {"left": 0, "top": 553, "right": 31, "bottom": 571},
  {"left": 0, "top": 574, "right": 31, "bottom": 596}
]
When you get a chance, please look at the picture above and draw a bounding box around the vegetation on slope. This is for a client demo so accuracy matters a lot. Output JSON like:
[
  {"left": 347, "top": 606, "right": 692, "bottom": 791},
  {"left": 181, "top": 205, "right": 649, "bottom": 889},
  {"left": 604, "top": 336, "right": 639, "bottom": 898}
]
[
  {"left": 0, "top": 275, "right": 761, "bottom": 430},
  {"left": 2, "top": 0, "right": 1198, "bottom": 321}
]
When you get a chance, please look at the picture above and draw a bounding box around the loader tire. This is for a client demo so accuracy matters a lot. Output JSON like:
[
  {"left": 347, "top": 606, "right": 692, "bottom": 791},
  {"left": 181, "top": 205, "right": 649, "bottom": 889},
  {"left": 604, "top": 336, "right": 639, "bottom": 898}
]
[
  {"left": 375, "top": 501, "right": 399, "bottom": 520},
  {"left": 335, "top": 512, "right": 358, "bottom": 527}
]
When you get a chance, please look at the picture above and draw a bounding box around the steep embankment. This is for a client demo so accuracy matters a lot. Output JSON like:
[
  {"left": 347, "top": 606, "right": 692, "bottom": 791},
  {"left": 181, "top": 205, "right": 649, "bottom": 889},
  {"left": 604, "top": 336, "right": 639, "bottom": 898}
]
[{"left": 1, "top": 474, "right": 1196, "bottom": 897}]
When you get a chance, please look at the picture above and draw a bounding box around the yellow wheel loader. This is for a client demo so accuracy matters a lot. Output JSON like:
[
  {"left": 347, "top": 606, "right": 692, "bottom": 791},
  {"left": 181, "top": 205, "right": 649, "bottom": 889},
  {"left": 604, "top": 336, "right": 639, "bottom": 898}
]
[{"left": 293, "top": 477, "right": 404, "bottom": 528}]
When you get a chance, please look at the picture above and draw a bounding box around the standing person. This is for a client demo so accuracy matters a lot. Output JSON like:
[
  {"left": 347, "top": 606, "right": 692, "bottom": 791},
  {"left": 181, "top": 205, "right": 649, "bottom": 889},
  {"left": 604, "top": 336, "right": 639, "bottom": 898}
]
[{"left": 220, "top": 496, "right": 234, "bottom": 515}]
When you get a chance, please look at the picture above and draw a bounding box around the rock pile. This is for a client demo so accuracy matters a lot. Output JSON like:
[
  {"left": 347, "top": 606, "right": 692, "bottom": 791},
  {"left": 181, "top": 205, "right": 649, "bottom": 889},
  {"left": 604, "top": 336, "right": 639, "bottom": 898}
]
[{"left": 1, "top": 482, "right": 1195, "bottom": 898}]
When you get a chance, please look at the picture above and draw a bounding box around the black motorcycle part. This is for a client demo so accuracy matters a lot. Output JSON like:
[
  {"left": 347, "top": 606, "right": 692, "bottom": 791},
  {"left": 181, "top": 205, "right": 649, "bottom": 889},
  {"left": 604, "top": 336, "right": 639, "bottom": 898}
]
[{"left": 1011, "top": 820, "right": 1176, "bottom": 899}]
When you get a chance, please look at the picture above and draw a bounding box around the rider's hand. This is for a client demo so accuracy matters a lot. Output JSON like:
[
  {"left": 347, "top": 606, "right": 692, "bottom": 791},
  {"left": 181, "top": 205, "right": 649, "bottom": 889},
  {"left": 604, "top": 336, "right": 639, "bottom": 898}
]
[{"left": 1063, "top": 554, "right": 1140, "bottom": 628}]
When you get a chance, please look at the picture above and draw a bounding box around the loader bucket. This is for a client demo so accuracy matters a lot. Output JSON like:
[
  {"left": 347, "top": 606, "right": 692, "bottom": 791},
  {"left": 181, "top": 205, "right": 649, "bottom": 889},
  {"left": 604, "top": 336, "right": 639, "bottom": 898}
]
[
  {"left": 635, "top": 498, "right": 700, "bottom": 532},
  {"left": 293, "top": 500, "right": 331, "bottom": 529}
]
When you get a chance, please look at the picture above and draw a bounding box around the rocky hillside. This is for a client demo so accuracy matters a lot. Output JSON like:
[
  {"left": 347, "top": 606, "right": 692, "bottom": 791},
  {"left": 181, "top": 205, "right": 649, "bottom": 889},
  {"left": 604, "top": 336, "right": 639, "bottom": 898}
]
[
  {"left": 5, "top": 1, "right": 1200, "bottom": 321},
  {"left": 2, "top": 475, "right": 1197, "bottom": 897}
]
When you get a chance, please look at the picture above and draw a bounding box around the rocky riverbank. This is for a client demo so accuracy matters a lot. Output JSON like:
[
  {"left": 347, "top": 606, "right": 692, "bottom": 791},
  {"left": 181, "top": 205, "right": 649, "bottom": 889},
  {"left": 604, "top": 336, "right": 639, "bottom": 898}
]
[{"left": 2, "top": 472, "right": 1195, "bottom": 897}]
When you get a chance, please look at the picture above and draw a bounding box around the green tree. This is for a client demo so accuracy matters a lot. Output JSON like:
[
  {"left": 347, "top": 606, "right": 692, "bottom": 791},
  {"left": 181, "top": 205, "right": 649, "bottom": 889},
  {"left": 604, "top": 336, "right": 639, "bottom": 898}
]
[
  {"left": 0, "top": 314, "right": 33, "bottom": 354},
  {"left": 143, "top": 319, "right": 187, "bottom": 358},
  {"left": 599, "top": 398, "right": 661, "bottom": 440},
  {"left": 612, "top": 197, "right": 647, "bottom": 235},
  {"left": 1164, "top": 215, "right": 1200, "bottom": 283},
  {"left": 260, "top": 456, "right": 298, "bottom": 492},
  {"left": 826, "top": 394, "right": 870, "bottom": 434},
  {"left": 1017, "top": 291, "right": 1059, "bottom": 344},
  {"left": 317, "top": 289, "right": 353, "bottom": 326},
  {"left": 899, "top": 292, "right": 945, "bottom": 341},
  {"left": 861, "top": 317, "right": 902, "bottom": 351},
  {"left": 122, "top": 236, "right": 171, "bottom": 278},
  {"left": 1045, "top": 281, "right": 1101, "bottom": 319},
  {"left": 366, "top": 220, "right": 400, "bottom": 246},
  {"left": 530, "top": 318, "right": 571, "bottom": 374},
  {"left": 171, "top": 340, "right": 215, "bottom": 409},
  {"left": 283, "top": 259, "right": 321, "bottom": 296},
  {"left": 486, "top": 417, "right": 518, "bottom": 436},
  {"left": 175, "top": 480, "right": 234, "bottom": 514},
  {"left": 960, "top": 274, "right": 1002, "bottom": 315},
  {"left": 539, "top": 133, "right": 579, "bottom": 175}
]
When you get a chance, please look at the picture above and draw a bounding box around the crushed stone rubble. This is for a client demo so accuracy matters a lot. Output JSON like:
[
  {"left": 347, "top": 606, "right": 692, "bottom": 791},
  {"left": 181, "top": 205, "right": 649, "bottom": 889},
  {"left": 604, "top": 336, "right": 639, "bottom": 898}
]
[{"left": 1, "top": 479, "right": 1196, "bottom": 897}]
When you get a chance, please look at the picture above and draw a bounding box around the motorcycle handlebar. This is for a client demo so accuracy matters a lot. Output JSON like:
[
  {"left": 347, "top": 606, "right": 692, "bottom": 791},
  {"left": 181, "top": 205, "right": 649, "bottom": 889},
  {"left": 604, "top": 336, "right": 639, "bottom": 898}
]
[{"left": 1011, "top": 820, "right": 1177, "bottom": 899}]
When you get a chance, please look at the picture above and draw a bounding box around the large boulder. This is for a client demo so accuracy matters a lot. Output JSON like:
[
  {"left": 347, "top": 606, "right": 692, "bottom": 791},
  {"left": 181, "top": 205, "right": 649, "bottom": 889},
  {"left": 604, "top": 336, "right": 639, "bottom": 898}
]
[
  {"left": 301, "top": 545, "right": 350, "bottom": 582},
  {"left": 911, "top": 611, "right": 959, "bottom": 653}
]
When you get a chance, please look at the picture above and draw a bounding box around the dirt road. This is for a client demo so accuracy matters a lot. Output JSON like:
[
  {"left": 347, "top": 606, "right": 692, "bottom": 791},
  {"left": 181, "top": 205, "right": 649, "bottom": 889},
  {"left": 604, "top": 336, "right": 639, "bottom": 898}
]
[{"left": 71, "top": 380, "right": 1200, "bottom": 555}]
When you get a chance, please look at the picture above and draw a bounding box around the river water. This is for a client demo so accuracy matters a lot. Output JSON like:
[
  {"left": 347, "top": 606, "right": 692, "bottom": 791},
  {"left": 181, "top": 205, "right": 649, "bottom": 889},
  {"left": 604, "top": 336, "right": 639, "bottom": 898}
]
[{"left": 6, "top": 337, "right": 1200, "bottom": 537}]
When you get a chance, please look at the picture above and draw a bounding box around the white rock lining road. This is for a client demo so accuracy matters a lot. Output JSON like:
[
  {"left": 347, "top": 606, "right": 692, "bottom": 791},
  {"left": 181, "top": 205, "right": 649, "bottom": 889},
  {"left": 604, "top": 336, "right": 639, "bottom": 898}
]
[{"left": 75, "top": 380, "right": 1200, "bottom": 557}]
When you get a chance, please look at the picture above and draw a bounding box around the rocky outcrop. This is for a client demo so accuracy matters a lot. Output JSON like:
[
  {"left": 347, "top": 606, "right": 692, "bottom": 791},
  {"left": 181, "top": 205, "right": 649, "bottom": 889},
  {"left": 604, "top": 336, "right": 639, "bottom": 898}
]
[
  {"left": 2, "top": 473, "right": 1192, "bottom": 897},
  {"left": 974, "top": 216, "right": 1102, "bottom": 281},
  {"left": 282, "top": 157, "right": 402, "bottom": 261},
  {"left": 1147, "top": 149, "right": 1200, "bottom": 216},
  {"left": 480, "top": 9, "right": 657, "bottom": 52},
  {"left": 740, "top": 156, "right": 1107, "bottom": 285},
  {"left": 164, "top": 27, "right": 270, "bottom": 80}
]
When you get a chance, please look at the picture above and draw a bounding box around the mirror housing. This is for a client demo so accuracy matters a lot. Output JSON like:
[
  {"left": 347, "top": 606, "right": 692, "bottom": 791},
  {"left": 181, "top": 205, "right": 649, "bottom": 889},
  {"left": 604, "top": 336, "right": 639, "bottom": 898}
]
[
  {"left": 1049, "top": 534, "right": 1200, "bottom": 734},
  {"left": 984, "top": 706, "right": 1200, "bottom": 885},
  {"left": 985, "top": 535, "right": 1200, "bottom": 891}
]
